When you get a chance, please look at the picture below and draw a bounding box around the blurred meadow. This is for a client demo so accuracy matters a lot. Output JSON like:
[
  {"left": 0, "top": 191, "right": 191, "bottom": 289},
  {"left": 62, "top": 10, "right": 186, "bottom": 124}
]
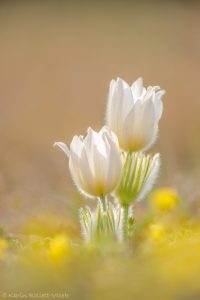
[{"left": 0, "top": 1, "right": 200, "bottom": 299}]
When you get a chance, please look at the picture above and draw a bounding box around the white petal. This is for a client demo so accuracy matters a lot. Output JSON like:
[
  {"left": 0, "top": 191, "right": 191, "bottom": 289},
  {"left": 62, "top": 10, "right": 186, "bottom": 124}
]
[
  {"left": 84, "top": 127, "right": 94, "bottom": 156},
  {"left": 122, "top": 97, "right": 156, "bottom": 151},
  {"left": 154, "top": 89, "right": 165, "bottom": 120},
  {"left": 106, "top": 78, "right": 132, "bottom": 143},
  {"left": 101, "top": 128, "right": 122, "bottom": 192},
  {"left": 122, "top": 100, "right": 143, "bottom": 151},
  {"left": 54, "top": 142, "right": 70, "bottom": 157},
  {"left": 106, "top": 79, "right": 120, "bottom": 130},
  {"left": 69, "top": 156, "right": 83, "bottom": 193},
  {"left": 106, "top": 140, "right": 122, "bottom": 193},
  {"left": 69, "top": 136, "right": 95, "bottom": 196},
  {"left": 101, "top": 126, "right": 119, "bottom": 146},
  {"left": 142, "top": 98, "right": 156, "bottom": 136},
  {"left": 78, "top": 146, "right": 97, "bottom": 195},
  {"left": 116, "top": 77, "right": 129, "bottom": 88},
  {"left": 70, "top": 135, "right": 84, "bottom": 158},
  {"left": 131, "top": 77, "right": 144, "bottom": 99},
  {"left": 93, "top": 145, "right": 108, "bottom": 193},
  {"left": 121, "top": 85, "right": 134, "bottom": 121}
]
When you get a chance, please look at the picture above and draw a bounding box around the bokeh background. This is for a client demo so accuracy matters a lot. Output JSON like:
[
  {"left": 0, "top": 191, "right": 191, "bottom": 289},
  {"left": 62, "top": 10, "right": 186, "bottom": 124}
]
[{"left": 0, "top": 0, "right": 200, "bottom": 234}]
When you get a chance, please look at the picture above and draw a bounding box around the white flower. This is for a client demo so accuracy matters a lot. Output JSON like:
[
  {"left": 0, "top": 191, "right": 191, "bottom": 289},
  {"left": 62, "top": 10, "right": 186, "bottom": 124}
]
[
  {"left": 54, "top": 127, "right": 122, "bottom": 198},
  {"left": 116, "top": 152, "right": 161, "bottom": 206},
  {"left": 106, "top": 77, "right": 165, "bottom": 152}
]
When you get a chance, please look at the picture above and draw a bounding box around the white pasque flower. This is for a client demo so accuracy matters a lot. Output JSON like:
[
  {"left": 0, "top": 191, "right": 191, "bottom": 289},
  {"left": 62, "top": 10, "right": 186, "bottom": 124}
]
[
  {"left": 106, "top": 77, "right": 165, "bottom": 152},
  {"left": 54, "top": 127, "right": 122, "bottom": 198}
]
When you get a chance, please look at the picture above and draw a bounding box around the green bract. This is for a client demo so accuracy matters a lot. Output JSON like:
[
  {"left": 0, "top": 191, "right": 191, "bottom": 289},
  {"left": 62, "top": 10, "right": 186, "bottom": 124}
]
[
  {"left": 116, "top": 152, "right": 160, "bottom": 206},
  {"left": 80, "top": 201, "right": 122, "bottom": 243}
]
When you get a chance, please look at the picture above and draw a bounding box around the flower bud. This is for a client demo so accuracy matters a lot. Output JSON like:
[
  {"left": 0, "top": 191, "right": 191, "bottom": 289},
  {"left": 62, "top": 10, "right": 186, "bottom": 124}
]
[{"left": 80, "top": 202, "right": 122, "bottom": 243}]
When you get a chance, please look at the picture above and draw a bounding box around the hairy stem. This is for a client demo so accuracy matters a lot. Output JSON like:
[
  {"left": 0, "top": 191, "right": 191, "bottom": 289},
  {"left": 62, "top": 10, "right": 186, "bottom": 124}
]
[
  {"left": 99, "top": 195, "right": 107, "bottom": 212},
  {"left": 122, "top": 204, "right": 129, "bottom": 241}
]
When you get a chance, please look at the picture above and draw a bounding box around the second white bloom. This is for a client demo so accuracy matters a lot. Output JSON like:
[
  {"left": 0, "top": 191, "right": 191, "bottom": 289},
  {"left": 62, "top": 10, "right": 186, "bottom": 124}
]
[
  {"left": 55, "top": 127, "right": 122, "bottom": 198},
  {"left": 106, "top": 77, "right": 165, "bottom": 152}
]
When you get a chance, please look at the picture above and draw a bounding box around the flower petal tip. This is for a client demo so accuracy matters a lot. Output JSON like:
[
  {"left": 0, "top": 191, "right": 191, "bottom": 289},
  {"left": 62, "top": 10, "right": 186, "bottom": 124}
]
[{"left": 54, "top": 142, "right": 70, "bottom": 157}]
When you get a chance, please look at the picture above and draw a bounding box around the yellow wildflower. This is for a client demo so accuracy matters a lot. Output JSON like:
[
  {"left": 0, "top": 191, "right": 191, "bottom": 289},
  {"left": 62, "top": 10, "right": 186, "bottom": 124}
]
[
  {"left": 47, "top": 233, "right": 71, "bottom": 264},
  {"left": 148, "top": 222, "right": 166, "bottom": 241},
  {"left": 0, "top": 239, "right": 8, "bottom": 259},
  {"left": 150, "top": 188, "right": 180, "bottom": 212}
]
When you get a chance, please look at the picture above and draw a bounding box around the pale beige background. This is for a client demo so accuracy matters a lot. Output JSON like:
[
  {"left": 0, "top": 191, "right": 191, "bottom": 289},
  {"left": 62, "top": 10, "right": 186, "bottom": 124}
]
[{"left": 0, "top": 1, "right": 200, "bottom": 232}]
